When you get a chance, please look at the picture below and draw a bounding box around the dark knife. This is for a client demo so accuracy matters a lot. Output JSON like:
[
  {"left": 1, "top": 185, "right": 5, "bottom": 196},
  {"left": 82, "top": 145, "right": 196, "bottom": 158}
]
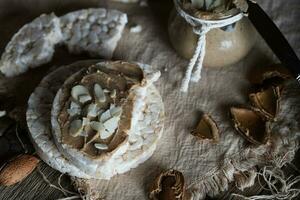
[{"left": 246, "top": 0, "right": 300, "bottom": 83}]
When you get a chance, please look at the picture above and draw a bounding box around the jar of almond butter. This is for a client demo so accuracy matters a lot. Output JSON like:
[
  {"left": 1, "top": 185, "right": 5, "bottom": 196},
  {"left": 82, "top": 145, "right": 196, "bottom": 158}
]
[{"left": 168, "top": 0, "right": 257, "bottom": 69}]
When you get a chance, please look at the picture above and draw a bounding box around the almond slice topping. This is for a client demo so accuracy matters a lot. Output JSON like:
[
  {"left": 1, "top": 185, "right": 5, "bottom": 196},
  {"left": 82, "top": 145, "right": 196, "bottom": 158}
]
[
  {"left": 71, "top": 85, "right": 91, "bottom": 104},
  {"left": 94, "top": 83, "right": 106, "bottom": 103},
  {"left": 94, "top": 143, "right": 108, "bottom": 150}
]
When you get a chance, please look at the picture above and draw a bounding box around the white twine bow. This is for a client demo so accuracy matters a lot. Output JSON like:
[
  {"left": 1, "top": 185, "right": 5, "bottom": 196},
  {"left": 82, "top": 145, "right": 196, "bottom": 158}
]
[{"left": 173, "top": 0, "right": 245, "bottom": 92}]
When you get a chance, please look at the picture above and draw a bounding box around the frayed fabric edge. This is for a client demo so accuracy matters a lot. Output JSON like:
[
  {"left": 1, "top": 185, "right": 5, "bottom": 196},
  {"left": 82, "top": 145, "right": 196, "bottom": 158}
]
[
  {"left": 231, "top": 166, "right": 300, "bottom": 200},
  {"left": 188, "top": 137, "right": 299, "bottom": 200}
]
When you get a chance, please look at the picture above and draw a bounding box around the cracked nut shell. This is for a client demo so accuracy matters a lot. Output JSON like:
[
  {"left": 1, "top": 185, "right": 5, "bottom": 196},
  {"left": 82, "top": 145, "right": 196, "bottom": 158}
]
[
  {"left": 191, "top": 114, "right": 219, "bottom": 143},
  {"left": 150, "top": 169, "right": 187, "bottom": 200},
  {"left": 249, "top": 86, "right": 280, "bottom": 120},
  {"left": 230, "top": 107, "right": 270, "bottom": 145},
  {"left": 248, "top": 64, "right": 292, "bottom": 86}
]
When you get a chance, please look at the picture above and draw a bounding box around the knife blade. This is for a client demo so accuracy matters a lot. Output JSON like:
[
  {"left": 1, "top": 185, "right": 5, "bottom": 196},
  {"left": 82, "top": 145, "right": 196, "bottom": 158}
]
[{"left": 246, "top": 0, "right": 300, "bottom": 83}]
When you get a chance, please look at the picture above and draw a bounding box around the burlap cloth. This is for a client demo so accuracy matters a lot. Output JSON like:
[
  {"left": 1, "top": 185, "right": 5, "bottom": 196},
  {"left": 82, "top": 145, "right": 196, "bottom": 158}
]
[{"left": 0, "top": 0, "right": 299, "bottom": 199}]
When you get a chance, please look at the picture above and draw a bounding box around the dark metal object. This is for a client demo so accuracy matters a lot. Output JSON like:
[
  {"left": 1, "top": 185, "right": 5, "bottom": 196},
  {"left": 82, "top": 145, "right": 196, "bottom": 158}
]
[{"left": 246, "top": 0, "right": 300, "bottom": 83}]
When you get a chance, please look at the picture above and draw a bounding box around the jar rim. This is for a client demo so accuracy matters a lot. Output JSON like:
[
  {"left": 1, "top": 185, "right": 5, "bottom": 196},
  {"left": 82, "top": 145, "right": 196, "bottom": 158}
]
[{"left": 174, "top": 0, "right": 244, "bottom": 24}]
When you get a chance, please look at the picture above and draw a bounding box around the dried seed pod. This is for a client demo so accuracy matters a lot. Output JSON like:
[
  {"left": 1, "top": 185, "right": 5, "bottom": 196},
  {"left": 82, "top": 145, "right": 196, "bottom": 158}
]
[
  {"left": 0, "top": 154, "right": 39, "bottom": 186},
  {"left": 191, "top": 114, "right": 219, "bottom": 143},
  {"left": 249, "top": 86, "right": 280, "bottom": 120},
  {"left": 230, "top": 107, "right": 270, "bottom": 145},
  {"left": 150, "top": 169, "right": 186, "bottom": 200}
]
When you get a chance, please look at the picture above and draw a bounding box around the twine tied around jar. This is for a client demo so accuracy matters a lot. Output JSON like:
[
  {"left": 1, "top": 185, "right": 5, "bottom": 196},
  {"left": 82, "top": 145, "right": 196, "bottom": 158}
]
[{"left": 174, "top": 0, "right": 246, "bottom": 92}]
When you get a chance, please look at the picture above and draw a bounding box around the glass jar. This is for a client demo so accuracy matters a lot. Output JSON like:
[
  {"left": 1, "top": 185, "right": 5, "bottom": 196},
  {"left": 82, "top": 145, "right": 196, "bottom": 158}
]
[{"left": 168, "top": 6, "right": 257, "bottom": 68}]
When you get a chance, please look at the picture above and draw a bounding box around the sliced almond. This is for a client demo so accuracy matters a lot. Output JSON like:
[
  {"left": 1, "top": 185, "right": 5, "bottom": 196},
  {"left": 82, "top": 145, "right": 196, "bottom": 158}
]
[
  {"left": 191, "top": 114, "right": 219, "bottom": 143},
  {"left": 90, "top": 121, "right": 112, "bottom": 140},
  {"left": 103, "top": 89, "right": 110, "bottom": 93},
  {"left": 103, "top": 116, "right": 119, "bottom": 133},
  {"left": 110, "top": 105, "right": 122, "bottom": 117},
  {"left": 99, "top": 109, "right": 112, "bottom": 123},
  {"left": 79, "top": 131, "right": 88, "bottom": 137},
  {"left": 150, "top": 169, "right": 186, "bottom": 200},
  {"left": 100, "top": 129, "right": 114, "bottom": 140},
  {"left": 249, "top": 86, "right": 280, "bottom": 120},
  {"left": 90, "top": 121, "right": 105, "bottom": 132},
  {"left": 86, "top": 103, "right": 101, "bottom": 118},
  {"left": 110, "top": 89, "right": 117, "bottom": 98},
  {"left": 230, "top": 107, "right": 269, "bottom": 145},
  {"left": 78, "top": 94, "right": 92, "bottom": 104},
  {"left": 69, "top": 119, "right": 83, "bottom": 137},
  {"left": 94, "top": 83, "right": 106, "bottom": 103},
  {"left": 67, "top": 101, "right": 82, "bottom": 116},
  {"left": 94, "top": 143, "right": 108, "bottom": 150},
  {"left": 71, "top": 85, "right": 91, "bottom": 103},
  {"left": 82, "top": 117, "right": 90, "bottom": 126},
  {"left": 88, "top": 121, "right": 104, "bottom": 143}
]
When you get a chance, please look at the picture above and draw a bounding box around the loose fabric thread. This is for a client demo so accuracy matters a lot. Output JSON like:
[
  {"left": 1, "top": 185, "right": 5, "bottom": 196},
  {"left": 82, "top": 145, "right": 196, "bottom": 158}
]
[
  {"left": 231, "top": 166, "right": 300, "bottom": 200},
  {"left": 173, "top": 0, "right": 245, "bottom": 92}
]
